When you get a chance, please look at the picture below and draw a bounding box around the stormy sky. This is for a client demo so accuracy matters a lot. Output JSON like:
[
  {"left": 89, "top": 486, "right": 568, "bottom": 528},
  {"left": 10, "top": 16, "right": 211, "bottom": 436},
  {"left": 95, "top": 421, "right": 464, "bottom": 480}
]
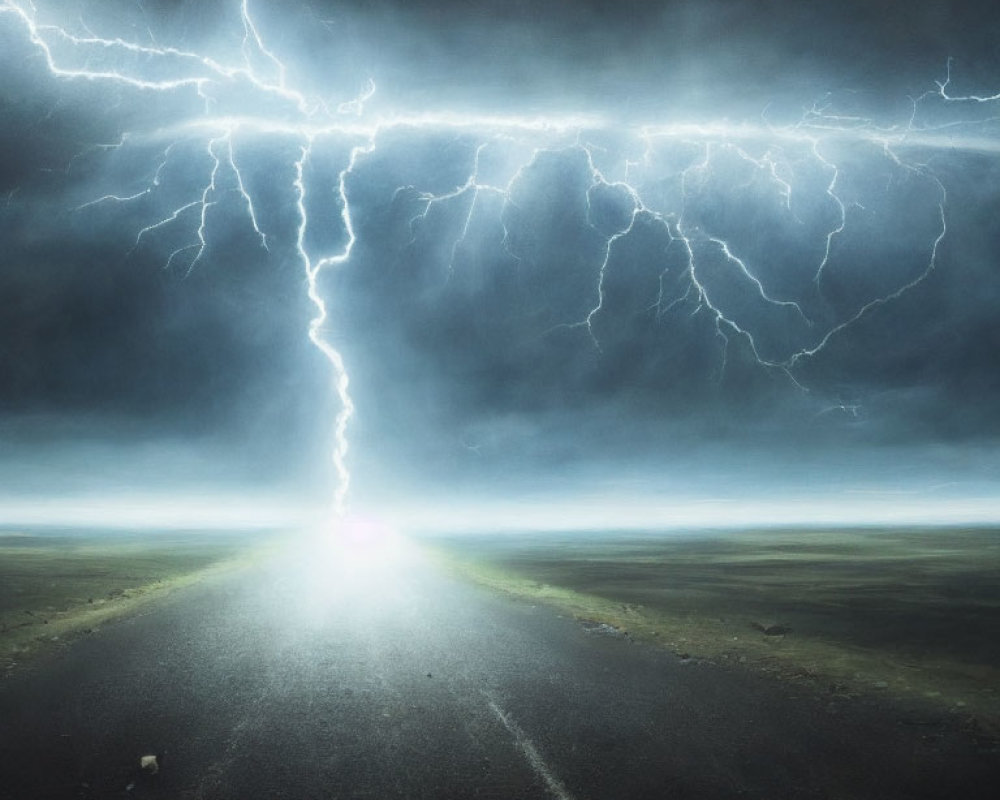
[{"left": 1, "top": 0, "right": 999, "bottom": 527}]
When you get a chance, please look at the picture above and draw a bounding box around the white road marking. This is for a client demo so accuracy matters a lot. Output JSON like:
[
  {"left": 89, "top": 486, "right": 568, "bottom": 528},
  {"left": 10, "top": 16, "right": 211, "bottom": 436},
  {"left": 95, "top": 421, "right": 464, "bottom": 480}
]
[{"left": 485, "top": 694, "right": 577, "bottom": 800}]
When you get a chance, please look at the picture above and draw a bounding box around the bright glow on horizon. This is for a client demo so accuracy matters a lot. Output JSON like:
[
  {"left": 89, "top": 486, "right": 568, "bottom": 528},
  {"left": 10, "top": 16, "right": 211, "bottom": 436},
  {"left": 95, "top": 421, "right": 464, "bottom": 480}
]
[
  {"left": 289, "top": 513, "right": 416, "bottom": 625},
  {"left": 329, "top": 511, "right": 407, "bottom": 561},
  {"left": 380, "top": 492, "right": 1000, "bottom": 535},
  {"left": 0, "top": 492, "right": 321, "bottom": 531},
  {"left": 2, "top": 488, "right": 997, "bottom": 534}
]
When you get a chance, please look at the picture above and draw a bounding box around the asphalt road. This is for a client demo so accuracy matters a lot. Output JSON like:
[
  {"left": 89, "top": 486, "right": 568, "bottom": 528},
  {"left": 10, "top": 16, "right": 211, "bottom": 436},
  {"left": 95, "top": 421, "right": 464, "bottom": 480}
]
[{"left": 1, "top": 534, "right": 997, "bottom": 799}]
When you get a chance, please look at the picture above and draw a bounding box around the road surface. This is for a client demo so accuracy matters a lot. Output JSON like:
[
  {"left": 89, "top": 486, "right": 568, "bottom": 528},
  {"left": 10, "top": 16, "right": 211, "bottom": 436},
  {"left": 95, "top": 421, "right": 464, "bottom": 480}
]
[{"left": 1, "top": 534, "right": 996, "bottom": 799}]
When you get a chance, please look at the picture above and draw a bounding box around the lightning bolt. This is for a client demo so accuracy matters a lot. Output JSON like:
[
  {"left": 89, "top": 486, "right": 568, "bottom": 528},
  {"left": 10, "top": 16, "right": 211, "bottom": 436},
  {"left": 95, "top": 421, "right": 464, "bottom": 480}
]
[
  {"left": 931, "top": 57, "right": 1000, "bottom": 105},
  {"left": 292, "top": 131, "right": 378, "bottom": 515},
  {"left": 3, "top": 0, "right": 997, "bottom": 508}
]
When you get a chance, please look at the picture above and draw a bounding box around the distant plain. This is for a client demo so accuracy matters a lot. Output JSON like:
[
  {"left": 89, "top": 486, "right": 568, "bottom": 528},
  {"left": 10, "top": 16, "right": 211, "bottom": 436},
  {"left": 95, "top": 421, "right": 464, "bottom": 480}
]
[
  {"left": 0, "top": 529, "right": 270, "bottom": 669},
  {"left": 430, "top": 526, "right": 1000, "bottom": 730}
]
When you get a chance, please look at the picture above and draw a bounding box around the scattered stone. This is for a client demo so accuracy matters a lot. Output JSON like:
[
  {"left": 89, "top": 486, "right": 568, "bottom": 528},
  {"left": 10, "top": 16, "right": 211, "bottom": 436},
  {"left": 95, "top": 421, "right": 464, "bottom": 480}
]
[
  {"left": 140, "top": 754, "right": 159, "bottom": 774},
  {"left": 580, "top": 621, "right": 629, "bottom": 638},
  {"left": 677, "top": 652, "right": 691, "bottom": 661},
  {"left": 125, "top": 782, "right": 135, "bottom": 792},
  {"left": 750, "top": 622, "right": 791, "bottom": 636},
  {"left": 873, "top": 681, "right": 889, "bottom": 689},
  {"left": 426, "top": 673, "right": 432, "bottom": 678}
]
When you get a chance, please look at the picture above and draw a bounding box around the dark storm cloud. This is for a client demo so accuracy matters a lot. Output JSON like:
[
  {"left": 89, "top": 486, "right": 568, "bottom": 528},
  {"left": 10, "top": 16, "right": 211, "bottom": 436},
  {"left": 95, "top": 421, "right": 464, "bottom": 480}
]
[
  {"left": 299, "top": 0, "right": 1000, "bottom": 118},
  {"left": 325, "top": 130, "right": 1000, "bottom": 489},
  {"left": 0, "top": 44, "right": 334, "bottom": 489},
  {"left": 1, "top": 0, "right": 999, "bottom": 507}
]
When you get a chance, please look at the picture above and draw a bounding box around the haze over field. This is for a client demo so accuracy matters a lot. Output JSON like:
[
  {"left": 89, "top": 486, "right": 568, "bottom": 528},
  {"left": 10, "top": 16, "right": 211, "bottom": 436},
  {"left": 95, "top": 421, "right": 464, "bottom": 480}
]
[{"left": 1, "top": 0, "right": 999, "bottom": 528}]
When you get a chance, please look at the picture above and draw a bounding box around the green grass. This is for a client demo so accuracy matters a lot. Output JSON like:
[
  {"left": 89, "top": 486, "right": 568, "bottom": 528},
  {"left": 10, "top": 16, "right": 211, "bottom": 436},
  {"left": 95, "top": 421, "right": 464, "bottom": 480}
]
[
  {"left": 427, "top": 527, "right": 1000, "bottom": 729},
  {"left": 0, "top": 529, "right": 277, "bottom": 668}
]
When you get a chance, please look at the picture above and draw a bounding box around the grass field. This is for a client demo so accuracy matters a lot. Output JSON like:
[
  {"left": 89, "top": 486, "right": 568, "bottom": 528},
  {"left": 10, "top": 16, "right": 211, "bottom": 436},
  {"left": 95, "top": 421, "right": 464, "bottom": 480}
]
[
  {"left": 0, "top": 529, "right": 274, "bottom": 669},
  {"left": 428, "top": 526, "right": 1000, "bottom": 728}
]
